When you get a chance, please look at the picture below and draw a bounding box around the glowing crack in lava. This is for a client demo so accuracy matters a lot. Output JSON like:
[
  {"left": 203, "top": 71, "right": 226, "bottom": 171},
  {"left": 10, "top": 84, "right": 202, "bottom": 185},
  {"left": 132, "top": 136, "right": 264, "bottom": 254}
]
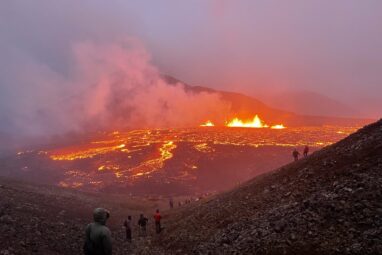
[
  {"left": 130, "top": 141, "right": 177, "bottom": 177},
  {"left": 50, "top": 143, "right": 126, "bottom": 160}
]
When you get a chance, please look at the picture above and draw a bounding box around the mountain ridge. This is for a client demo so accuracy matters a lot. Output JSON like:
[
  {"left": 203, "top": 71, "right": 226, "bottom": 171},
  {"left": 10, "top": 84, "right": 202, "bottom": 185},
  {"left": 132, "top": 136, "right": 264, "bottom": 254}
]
[{"left": 162, "top": 75, "right": 373, "bottom": 127}]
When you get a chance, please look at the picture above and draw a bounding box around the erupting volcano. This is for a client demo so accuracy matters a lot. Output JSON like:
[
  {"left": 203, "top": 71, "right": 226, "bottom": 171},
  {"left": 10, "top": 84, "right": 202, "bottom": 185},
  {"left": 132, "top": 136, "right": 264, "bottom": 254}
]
[{"left": 201, "top": 115, "right": 286, "bottom": 129}]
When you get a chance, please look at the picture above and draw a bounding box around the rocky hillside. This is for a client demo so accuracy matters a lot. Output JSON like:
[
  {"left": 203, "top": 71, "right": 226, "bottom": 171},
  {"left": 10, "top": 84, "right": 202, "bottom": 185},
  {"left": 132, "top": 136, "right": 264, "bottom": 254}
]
[
  {"left": 157, "top": 119, "right": 382, "bottom": 254},
  {"left": 0, "top": 178, "right": 167, "bottom": 255},
  {"left": 1, "top": 120, "right": 381, "bottom": 255}
]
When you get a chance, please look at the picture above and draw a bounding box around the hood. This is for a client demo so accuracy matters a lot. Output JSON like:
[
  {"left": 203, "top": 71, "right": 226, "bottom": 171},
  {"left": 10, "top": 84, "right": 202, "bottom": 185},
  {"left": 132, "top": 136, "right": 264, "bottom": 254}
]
[{"left": 93, "top": 208, "right": 110, "bottom": 225}]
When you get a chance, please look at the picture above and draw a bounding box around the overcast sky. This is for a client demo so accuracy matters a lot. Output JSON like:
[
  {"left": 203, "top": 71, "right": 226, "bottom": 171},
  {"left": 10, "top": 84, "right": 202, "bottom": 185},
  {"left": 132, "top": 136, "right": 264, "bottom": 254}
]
[{"left": 1, "top": 0, "right": 381, "bottom": 119}]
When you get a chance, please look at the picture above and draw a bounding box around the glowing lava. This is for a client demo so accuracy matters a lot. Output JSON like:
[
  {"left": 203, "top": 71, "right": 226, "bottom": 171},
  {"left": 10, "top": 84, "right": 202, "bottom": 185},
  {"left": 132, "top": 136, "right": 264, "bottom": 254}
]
[
  {"left": 226, "top": 115, "right": 268, "bottom": 128},
  {"left": 270, "top": 124, "right": 286, "bottom": 129},
  {"left": 200, "top": 120, "right": 215, "bottom": 127},
  {"left": 50, "top": 144, "right": 126, "bottom": 161}
]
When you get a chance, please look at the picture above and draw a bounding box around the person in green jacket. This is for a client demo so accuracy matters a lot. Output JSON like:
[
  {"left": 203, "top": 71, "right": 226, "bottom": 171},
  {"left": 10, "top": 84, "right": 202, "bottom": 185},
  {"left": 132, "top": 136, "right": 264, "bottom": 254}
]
[{"left": 84, "top": 208, "right": 112, "bottom": 255}]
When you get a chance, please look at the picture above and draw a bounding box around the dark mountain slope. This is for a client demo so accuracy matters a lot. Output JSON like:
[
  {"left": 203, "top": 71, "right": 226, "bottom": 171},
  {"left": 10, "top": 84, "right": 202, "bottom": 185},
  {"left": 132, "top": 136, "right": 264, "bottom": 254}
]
[
  {"left": 158, "top": 119, "right": 382, "bottom": 254},
  {"left": 163, "top": 75, "right": 372, "bottom": 127}
]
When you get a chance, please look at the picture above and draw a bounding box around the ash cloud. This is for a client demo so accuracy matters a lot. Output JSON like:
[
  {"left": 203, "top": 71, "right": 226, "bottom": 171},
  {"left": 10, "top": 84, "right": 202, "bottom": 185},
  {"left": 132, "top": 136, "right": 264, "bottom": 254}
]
[{"left": 0, "top": 38, "right": 230, "bottom": 140}]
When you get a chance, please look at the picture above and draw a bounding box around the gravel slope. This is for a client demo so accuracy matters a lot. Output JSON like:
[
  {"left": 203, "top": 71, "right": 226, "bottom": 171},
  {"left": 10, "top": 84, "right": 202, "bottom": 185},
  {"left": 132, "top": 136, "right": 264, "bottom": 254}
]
[{"left": 157, "top": 120, "right": 382, "bottom": 254}]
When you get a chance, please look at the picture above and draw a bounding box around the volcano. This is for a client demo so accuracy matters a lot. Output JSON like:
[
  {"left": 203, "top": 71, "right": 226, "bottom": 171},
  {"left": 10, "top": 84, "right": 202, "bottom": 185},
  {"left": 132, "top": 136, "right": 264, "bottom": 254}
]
[{"left": 163, "top": 75, "right": 372, "bottom": 127}]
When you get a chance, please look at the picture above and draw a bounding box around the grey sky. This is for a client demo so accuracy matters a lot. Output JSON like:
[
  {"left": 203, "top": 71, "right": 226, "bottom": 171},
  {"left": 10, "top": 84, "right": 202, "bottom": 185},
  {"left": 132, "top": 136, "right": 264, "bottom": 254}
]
[{"left": 1, "top": 0, "right": 381, "bottom": 121}]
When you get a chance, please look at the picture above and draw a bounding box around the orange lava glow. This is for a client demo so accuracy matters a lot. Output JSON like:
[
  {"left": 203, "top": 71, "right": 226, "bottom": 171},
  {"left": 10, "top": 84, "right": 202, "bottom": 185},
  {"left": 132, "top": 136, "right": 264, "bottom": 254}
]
[
  {"left": 200, "top": 120, "right": 215, "bottom": 127},
  {"left": 225, "top": 115, "right": 285, "bottom": 129},
  {"left": 50, "top": 143, "right": 126, "bottom": 160},
  {"left": 270, "top": 124, "right": 286, "bottom": 129},
  {"left": 227, "top": 115, "right": 268, "bottom": 128},
  {"left": 200, "top": 115, "right": 285, "bottom": 129}
]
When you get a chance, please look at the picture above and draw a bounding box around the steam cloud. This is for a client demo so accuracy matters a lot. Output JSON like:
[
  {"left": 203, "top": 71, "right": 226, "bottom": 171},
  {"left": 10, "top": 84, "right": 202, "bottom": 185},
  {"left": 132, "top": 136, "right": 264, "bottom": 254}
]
[{"left": 0, "top": 38, "right": 230, "bottom": 138}]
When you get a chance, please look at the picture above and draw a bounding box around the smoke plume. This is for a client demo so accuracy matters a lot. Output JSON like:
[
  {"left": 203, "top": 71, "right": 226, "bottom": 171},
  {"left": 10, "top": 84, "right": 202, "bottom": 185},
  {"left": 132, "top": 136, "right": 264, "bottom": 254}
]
[{"left": 0, "top": 38, "right": 230, "bottom": 139}]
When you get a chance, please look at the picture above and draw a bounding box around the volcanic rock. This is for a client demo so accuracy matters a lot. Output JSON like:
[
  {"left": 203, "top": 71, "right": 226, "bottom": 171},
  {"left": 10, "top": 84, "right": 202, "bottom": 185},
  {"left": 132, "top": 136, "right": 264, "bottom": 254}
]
[{"left": 156, "top": 119, "right": 382, "bottom": 254}]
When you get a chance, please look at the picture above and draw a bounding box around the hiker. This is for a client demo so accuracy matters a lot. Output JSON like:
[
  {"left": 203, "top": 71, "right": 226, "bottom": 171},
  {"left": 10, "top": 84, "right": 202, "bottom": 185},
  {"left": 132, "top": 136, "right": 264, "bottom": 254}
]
[
  {"left": 169, "top": 198, "right": 174, "bottom": 209},
  {"left": 84, "top": 208, "right": 112, "bottom": 255},
  {"left": 123, "top": 216, "right": 132, "bottom": 242},
  {"left": 303, "top": 145, "right": 309, "bottom": 157},
  {"left": 154, "top": 209, "right": 162, "bottom": 234},
  {"left": 292, "top": 148, "right": 300, "bottom": 162},
  {"left": 138, "top": 214, "right": 148, "bottom": 237}
]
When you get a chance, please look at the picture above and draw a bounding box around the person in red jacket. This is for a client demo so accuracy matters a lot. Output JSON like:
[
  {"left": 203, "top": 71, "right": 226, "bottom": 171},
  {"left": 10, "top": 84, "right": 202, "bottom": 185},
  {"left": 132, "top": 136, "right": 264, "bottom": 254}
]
[{"left": 153, "top": 209, "right": 162, "bottom": 234}]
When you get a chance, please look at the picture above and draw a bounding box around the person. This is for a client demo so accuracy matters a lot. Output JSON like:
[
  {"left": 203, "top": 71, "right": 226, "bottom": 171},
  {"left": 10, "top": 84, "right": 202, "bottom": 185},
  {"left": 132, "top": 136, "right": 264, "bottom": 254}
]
[
  {"left": 123, "top": 216, "right": 132, "bottom": 242},
  {"left": 153, "top": 209, "right": 162, "bottom": 234},
  {"left": 169, "top": 198, "right": 174, "bottom": 209},
  {"left": 138, "top": 214, "right": 148, "bottom": 237},
  {"left": 292, "top": 148, "right": 300, "bottom": 162},
  {"left": 84, "top": 208, "right": 112, "bottom": 255},
  {"left": 303, "top": 145, "right": 309, "bottom": 157}
]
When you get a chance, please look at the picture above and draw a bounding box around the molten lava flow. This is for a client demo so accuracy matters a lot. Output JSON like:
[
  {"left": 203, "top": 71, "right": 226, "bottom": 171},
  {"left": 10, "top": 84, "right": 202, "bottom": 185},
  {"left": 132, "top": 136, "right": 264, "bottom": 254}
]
[
  {"left": 225, "top": 115, "right": 286, "bottom": 129},
  {"left": 131, "top": 141, "right": 177, "bottom": 177},
  {"left": 200, "top": 120, "right": 215, "bottom": 127},
  {"left": 50, "top": 144, "right": 126, "bottom": 160},
  {"left": 226, "top": 115, "right": 269, "bottom": 128},
  {"left": 270, "top": 124, "right": 286, "bottom": 129}
]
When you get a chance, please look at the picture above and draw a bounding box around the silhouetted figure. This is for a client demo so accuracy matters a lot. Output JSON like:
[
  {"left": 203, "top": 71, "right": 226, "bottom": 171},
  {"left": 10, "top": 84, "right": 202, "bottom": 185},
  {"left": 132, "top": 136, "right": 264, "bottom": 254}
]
[
  {"left": 169, "top": 198, "right": 174, "bottom": 209},
  {"left": 154, "top": 209, "right": 162, "bottom": 234},
  {"left": 303, "top": 145, "right": 309, "bottom": 157},
  {"left": 292, "top": 148, "right": 300, "bottom": 162},
  {"left": 138, "top": 214, "right": 148, "bottom": 237},
  {"left": 123, "top": 216, "right": 132, "bottom": 242},
  {"left": 84, "top": 208, "right": 112, "bottom": 255}
]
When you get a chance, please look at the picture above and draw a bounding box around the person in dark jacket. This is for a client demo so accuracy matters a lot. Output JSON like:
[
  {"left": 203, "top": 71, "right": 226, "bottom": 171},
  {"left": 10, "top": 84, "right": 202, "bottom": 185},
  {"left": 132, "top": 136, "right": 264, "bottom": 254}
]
[
  {"left": 169, "top": 198, "right": 174, "bottom": 209},
  {"left": 123, "top": 216, "right": 132, "bottom": 242},
  {"left": 292, "top": 148, "right": 300, "bottom": 161},
  {"left": 84, "top": 208, "right": 112, "bottom": 255},
  {"left": 303, "top": 145, "right": 309, "bottom": 157},
  {"left": 138, "top": 214, "right": 148, "bottom": 237}
]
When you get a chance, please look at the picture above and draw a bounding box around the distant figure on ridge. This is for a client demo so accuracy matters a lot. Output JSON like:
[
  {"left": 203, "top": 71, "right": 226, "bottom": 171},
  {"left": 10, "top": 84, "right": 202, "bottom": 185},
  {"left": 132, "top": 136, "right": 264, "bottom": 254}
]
[
  {"left": 292, "top": 148, "right": 300, "bottom": 162},
  {"left": 138, "top": 214, "right": 148, "bottom": 237},
  {"left": 169, "top": 198, "right": 174, "bottom": 209},
  {"left": 154, "top": 209, "right": 162, "bottom": 234},
  {"left": 123, "top": 216, "right": 132, "bottom": 242},
  {"left": 84, "top": 208, "right": 112, "bottom": 255},
  {"left": 303, "top": 145, "right": 309, "bottom": 157}
]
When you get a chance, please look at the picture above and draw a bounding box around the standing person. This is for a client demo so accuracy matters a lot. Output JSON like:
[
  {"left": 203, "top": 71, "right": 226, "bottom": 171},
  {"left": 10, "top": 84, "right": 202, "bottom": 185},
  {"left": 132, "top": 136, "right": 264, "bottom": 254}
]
[
  {"left": 292, "top": 148, "right": 300, "bottom": 162},
  {"left": 303, "top": 145, "right": 309, "bottom": 157},
  {"left": 84, "top": 208, "right": 112, "bottom": 255},
  {"left": 138, "top": 214, "right": 148, "bottom": 237},
  {"left": 154, "top": 209, "right": 162, "bottom": 234},
  {"left": 169, "top": 198, "right": 174, "bottom": 209},
  {"left": 123, "top": 216, "right": 132, "bottom": 242}
]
